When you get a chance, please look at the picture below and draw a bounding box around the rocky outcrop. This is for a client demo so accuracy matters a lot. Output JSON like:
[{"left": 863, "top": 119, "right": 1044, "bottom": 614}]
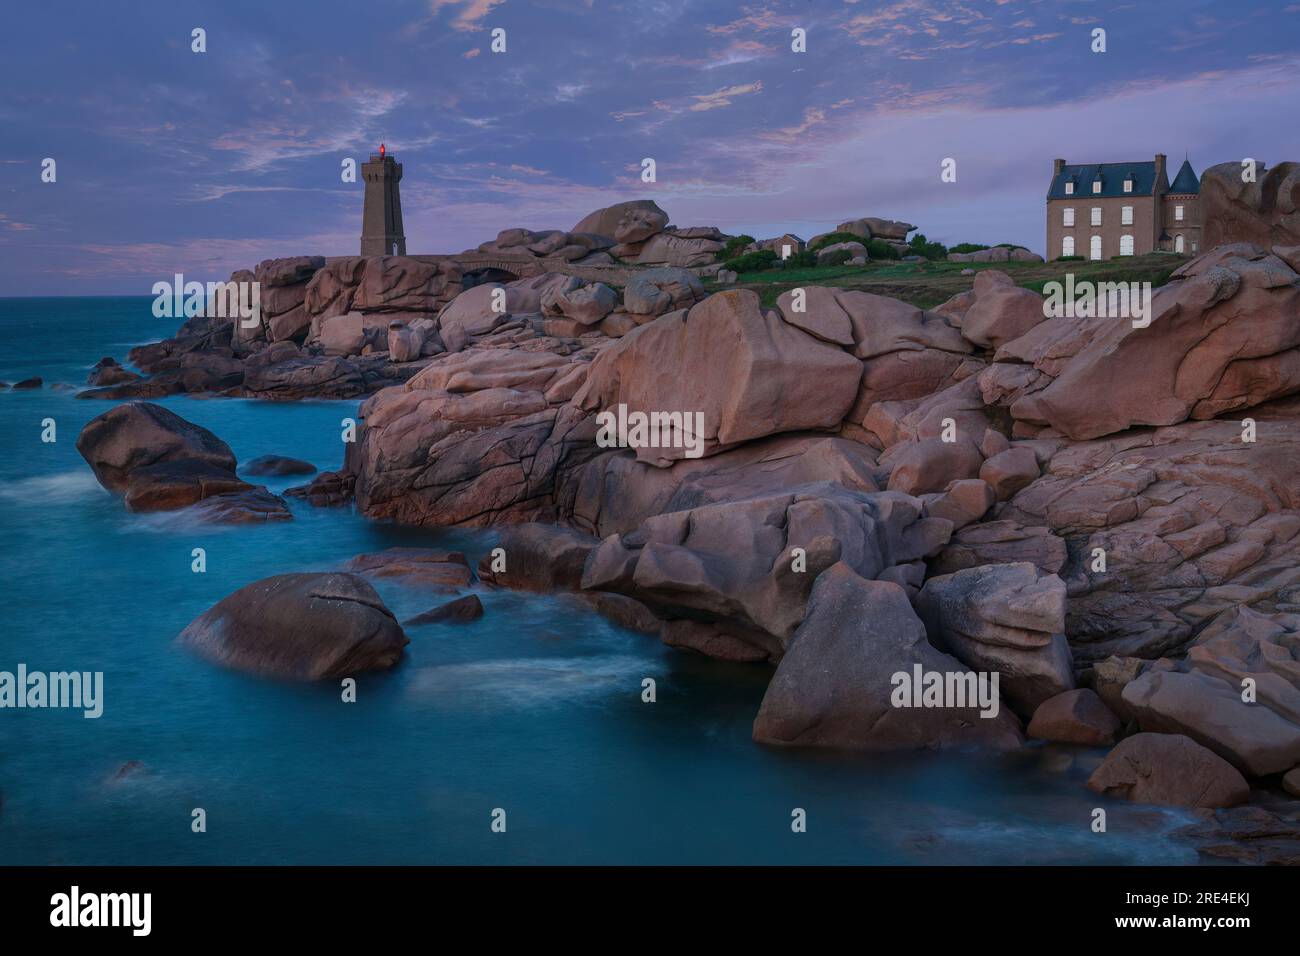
[
  {"left": 352, "top": 347, "right": 602, "bottom": 526},
  {"left": 1200, "top": 161, "right": 1300, "bottom": 250},
  {"left": 574, "top": 289, "right": 863, "bottom": 465},
  {"left": 917, "top": 562, "right": 1073, "bottom": 715},
  {"left": 995, "top": 409, "right": 1300, "bottom": 662},
  {"left": 1086, "top": 733, "right": 1249, "bottom": 808},
  {"left": 752, "top": 563, "right": 1022, "bottom": 750},
  {"left": 581, "top": 483, "right": 951, "bottom": 658},
  {"left": 938, "top": 270, "right": 1047, "bottom": 350},
  {"left": 980, "top": 245, "right": 1300, "bottom": 440},
  {"left": 177, "top": 572, "right": 408, "bottom": 679},
  {"left": 562, "top": 432, "right": 880, "bottom": 539},
  {"left": 1119, "top": 605, "right": 1300, "bottom": 777}
]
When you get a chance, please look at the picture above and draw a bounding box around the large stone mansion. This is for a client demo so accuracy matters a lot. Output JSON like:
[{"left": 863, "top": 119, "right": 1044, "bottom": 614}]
[{"left": 1046, "top": 153, "right": 1201, "bottom": 261}]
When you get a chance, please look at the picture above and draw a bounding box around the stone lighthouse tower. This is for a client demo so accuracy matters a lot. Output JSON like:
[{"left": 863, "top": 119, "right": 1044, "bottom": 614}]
[{"left": 360, "top": 143, "right": 406, "bottom": 256}]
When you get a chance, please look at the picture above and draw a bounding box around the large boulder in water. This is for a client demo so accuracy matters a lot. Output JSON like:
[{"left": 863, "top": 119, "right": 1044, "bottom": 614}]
[
  {"left": 76, "top": 401, "right": 237, "bottom": 493},
  {"left": 178, "top": 572, "right": 408, "bottom": 680}
]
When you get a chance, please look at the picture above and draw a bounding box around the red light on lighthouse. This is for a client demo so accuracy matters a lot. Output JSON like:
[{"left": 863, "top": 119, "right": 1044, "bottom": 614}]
[{"left": 379, "top": 143, "right": 386, "bottom": 158}]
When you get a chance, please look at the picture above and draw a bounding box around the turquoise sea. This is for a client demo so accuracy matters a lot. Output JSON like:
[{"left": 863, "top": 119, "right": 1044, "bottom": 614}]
[{"left": 0, "top": 297, "right": 1198, "bottom": 864}]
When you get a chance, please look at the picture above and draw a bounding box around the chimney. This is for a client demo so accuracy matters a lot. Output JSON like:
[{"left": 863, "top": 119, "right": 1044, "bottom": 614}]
[
  {"left": 1053, "top": 158, "right": 1066, "bottom": 176},
  {"left": 1154, "top": 152, "right": 1167, "bottom": 188}
]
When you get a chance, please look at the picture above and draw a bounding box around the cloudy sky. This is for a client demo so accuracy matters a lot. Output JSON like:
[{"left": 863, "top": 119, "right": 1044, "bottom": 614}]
[{"left": 2, "top": 0, "right": 1298, "bottom": 294}]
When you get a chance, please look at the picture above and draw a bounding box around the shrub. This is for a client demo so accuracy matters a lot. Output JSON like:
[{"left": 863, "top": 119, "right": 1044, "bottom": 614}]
[
  {"left": 908, "top": 233, "right": 948, "bottom": 260},
  {"left": 718, "top": 234, "right": 756, "bottom": 261},
  {"left": 781, "top": 250, "right": 819, "bottom": 269},
  {"left": 723, "top": 249, "right": 777, "bottom": 273},
  {"left": 866, "top": 238, "right": 901, "bottom": 260},
  {"left": 948, "top": 242, "right": 990, "bottom": 255},
  {"left": 1055, "top": 255, "right": 1085, "bottom": 262}
]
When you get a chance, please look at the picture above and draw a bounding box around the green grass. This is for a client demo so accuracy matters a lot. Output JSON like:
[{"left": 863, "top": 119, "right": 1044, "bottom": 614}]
[{"left": 702, "top": 253, "right": 1184, "bottom": 309}]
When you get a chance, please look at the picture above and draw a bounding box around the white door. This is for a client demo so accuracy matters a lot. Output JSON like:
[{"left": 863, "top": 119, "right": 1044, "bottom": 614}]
[{"left": 1174, "top": 234, "right": 1185, "bottom": 253}]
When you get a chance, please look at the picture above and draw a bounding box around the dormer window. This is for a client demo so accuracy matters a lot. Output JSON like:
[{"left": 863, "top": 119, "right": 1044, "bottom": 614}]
[
  {"left": 1092, "top": 180, "right": 1102, "bottom": 194},
  {"left": 1123, "top": 179, "right": 1133, "bottom": 193},
  {"left": 1065, "top": 181, "right": 1074, "bottom": 195}
]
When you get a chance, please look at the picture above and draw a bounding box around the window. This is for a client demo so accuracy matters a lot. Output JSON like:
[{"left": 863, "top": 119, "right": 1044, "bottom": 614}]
[
  {"left": 1090, "top": 235, "right": 1102, "bottom": 260},
  {"left": 1175, "top": 234, "right": 1185, "bottom": 253},
  {"left": 1063, "top": 208, "right": 1075, "bottom": 226},
  {"left": 1065, "top": 182, "right": 1074, "bottom": 195},
  {"left": 1120, "top": 235, "right": 1134, "bottom": 256},
  {"left": 1192, "top": 240, "right": 1198, "bottom": 253},
  {"left": 1121, "top": 205, "right": 1133, "bottom": 225},
  {"left": 1091, "top": 207, "right": 1102, "bottom": 226},
  {"left": 1124, "top": 179, "right": 1133, "bottom": 193},
  {"left": 1092, "top": 181, "right": 1102, "bottom": 194},
  {"left": 1175, "top": 204, "right": 1185, "bottom": 221},
  {"left": 1062, "top": 236, "right": 1075, "bottom": 257}
]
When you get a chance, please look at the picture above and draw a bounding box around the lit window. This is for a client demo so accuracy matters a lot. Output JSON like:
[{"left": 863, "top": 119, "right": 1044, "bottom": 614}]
[
  {"left": 1092, "top": 181, "right": 1102, "bottom": 194},
  {"left": 1062, "top": 236, "right": 1075, "bottom": 257},
  {"left": 1090, "top": 235, "right": 1102, "bottom": 260},
  {"left": 1063, "top": 208, "right": 1075, "bottom": 226},
  {"left": 1065, "top": 182, "right": 1074, "bottom": 195},
  {"left": 1091, "top": 207, "right": 1102, "bottom": 226},
  {"left": 1122, "top": 205, "right": 1133, "bottom": 225},
  {"left": 1175, "top": 205, "right": 1184, "bottom": 221},
  {"left": 1120, "top": 235, "right": 1134, "bottom": 256}
]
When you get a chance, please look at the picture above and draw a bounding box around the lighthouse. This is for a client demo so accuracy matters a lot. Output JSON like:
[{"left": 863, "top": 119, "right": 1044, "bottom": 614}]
[{"left": 360, "top": 143, "right": 406, "bottom": 256}]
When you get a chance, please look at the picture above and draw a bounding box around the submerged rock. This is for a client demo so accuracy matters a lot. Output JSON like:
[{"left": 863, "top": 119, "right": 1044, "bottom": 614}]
[
  {"left": 178, "top": 572, "right": 408, "bottom": 680},
  {"left": 405, "top": 594, "right": 484, "bottom": 625},
  {"left": 345, "top": 548, "right": 474, "bottom": 591},
  {"left": 242, "top": 455, "right": 317, "bottom": 476}
]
